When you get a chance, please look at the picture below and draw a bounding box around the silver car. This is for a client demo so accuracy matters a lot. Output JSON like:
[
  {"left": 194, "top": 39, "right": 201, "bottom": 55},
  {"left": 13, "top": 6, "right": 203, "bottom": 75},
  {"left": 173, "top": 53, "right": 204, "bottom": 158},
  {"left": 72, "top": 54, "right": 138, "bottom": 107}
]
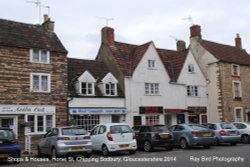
[
  {"left": 169, "top": 124, "right": 216, "bottom": 149},
  {"left": 37, "top": 126, "right": 92, "bottom": 158},
  {"left": 233, "top": 122, "right": 250, "bottom": 144},
  {"left": 203, "top": 123, "right": 241, "bottom": 145}
]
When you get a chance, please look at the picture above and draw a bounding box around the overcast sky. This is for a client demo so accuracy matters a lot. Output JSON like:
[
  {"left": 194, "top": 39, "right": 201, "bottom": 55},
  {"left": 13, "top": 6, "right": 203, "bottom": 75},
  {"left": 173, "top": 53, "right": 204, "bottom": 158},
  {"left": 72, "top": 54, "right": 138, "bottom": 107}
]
[{"left": 1, "top": 0, "right": 250, "bottom": 59}]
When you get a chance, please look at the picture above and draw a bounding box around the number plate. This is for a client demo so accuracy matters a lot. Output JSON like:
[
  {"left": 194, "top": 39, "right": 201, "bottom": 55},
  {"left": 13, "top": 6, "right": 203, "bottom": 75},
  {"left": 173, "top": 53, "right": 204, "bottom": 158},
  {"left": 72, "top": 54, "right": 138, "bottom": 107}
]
[
  {"left": 160, "top": 134, "right": 169, "bottom": 139},
  {"left": 71, "top": 147, "right": 85, "bottom": 151},
  {"left": 119, "top": 144, "right": 129, "bottom": 148},
  {"left": 229, "top": 131, "right": 237, "bottom": 135},
  {"left": 202, "top": 133, "right": 212, "bottom": 137},
  {"left": 0, "top": 154, "right": 8, "bottom": 158}
]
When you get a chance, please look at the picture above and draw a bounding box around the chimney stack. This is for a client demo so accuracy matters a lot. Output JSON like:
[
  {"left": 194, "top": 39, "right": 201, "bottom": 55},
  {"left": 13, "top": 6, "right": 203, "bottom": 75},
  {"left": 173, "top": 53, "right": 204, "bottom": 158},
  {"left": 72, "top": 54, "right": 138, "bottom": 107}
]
[
  {"left": 42, "top": 14, "right": 54, "bottom": 32},
  {"left": 190, "top": 25, "right": 201, "bottom": 40},
  {"left": 235, "top": 33, "right": 242, "bottom": 49},
  {"left": 101, "top": 27, "right": 115, "bottom": 45},
  {"left": 177, "top": 40, "right": 186, "bottom": 51}
]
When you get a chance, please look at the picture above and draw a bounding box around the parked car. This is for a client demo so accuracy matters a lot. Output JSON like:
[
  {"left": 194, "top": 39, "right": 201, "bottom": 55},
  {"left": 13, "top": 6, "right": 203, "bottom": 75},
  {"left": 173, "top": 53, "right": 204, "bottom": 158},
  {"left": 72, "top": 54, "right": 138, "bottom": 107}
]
[
  {"left": 0, "top": 128, "right": 20, "bottom": 164},
  {"left": 233, "top": 122, "right": 250, "bottom": 144},
  {"left": 37, "top": 126, "right": 92, "bottom": 158},
  {"left": 169, "top": 124, "right": 216, "bottom": 149},
  {"left": 90, "top": 123, "right": 137, "bottom": 156},
  {"left": 132, "top": 124, "right": 174, "bottom": 152},
  {"left": 203, "top": 123, "right": 241, "bottom": 145}
]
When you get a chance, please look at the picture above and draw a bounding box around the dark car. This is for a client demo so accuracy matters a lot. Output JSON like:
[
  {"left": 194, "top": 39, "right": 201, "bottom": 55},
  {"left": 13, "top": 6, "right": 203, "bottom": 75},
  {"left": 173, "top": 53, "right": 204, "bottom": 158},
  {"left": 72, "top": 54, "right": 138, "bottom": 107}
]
[
  {"left": 132, "top": 124, "right": 174, "bottom": 152},
  {"left": 0, "top": 128, "right": 21, "bottom": 164},
  {"left": 169, "top": 124, "right": 216, "bottom": 149}
]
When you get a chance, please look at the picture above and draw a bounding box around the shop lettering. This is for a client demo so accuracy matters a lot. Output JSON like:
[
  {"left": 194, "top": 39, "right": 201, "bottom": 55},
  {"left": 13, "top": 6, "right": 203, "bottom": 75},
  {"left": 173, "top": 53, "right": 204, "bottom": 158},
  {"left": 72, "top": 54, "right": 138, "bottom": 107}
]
[{"left": 16, "top": 107, "right": 32, "bottom": 112}]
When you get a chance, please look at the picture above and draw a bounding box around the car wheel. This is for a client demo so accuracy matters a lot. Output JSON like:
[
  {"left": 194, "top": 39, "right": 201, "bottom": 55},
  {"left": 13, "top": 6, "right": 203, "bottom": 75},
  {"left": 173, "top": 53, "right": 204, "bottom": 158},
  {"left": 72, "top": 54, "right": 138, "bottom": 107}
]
[
  {"left": 51, "top": 148, "right": 58, "bottom": 159},
  {"left": 203, "top": 145, "right": 210, "bottom": 149},
  {"left": 37, "top": 146, "right": 42, "bottom": 157},
  {"left": 102, "top": 145, "right": 110, "bottom": 156},
  {"left": 214, "top": 138, "right": 220, "bottom": 146},
  {"left": 241, "top": 135, "right": 250, "bottom": 144},
  {"left": 143, "top": 141, "right": 153, "bottom": 152},
  {"left": 166, "top": 146, "right": 173, "bottom": 151},
  {"left": 179, "top": 139, "right": 188, "bottom": 149},
  {"left": 83, "top": 153, "right": 91, "bottom": 158},
  {"left": 129, "top": 150, "right": 136, "bottom": 155},
  {"left": 230, "top": 142, "right": 237, "bottom": 146}
]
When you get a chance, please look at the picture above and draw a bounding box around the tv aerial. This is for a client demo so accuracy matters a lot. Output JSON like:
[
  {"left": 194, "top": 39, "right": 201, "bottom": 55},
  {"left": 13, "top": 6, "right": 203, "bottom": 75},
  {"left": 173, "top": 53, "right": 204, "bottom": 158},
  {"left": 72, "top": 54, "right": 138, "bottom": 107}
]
[
  {"left": 26, "top": 0, "right": 50, "bottom": 23},
  {"left": 96, "top": 16, "right": 114, "bottom": 26},
  {"left": 182, "top": 15, "right": 194, "bottom": 25}
]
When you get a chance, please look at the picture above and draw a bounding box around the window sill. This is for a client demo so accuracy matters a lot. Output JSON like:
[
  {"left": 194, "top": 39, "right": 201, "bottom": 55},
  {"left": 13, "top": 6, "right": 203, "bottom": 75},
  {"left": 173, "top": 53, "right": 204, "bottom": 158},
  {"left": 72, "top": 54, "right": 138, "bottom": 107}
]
[
  {"left": 30, "top": 61, "right": 50, "bottom": 64},
  {"left": 145, "top": 94, "right": 161, "bottom": 96},
  {"left": 147, "top": 68, "right": 157, "bottom": 70},
  {"left": 232, "top": 75, "right": 240, "bottom": 78},
  {"left": 234, "top": 97, "right": 242, "bottom": 101},
  {"left": 31, "top": 91, "right": 51, "bottom": 93}
]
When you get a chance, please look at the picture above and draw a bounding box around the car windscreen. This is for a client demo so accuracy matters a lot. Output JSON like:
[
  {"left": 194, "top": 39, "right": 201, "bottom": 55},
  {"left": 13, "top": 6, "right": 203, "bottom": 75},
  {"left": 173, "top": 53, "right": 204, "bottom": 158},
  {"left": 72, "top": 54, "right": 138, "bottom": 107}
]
[
  {"left": 153, "top": 125, "right": 168, "bottom": 132},
  {"left": 0, "top": 130, "right": 14, "bottom": 140},
  {"left": 220, "top": 123, "right": 235, "bottom": 129},
  {"left": 61, "top": 128, "right": 87, "bottom": 136},
  {"left": 111, "top": 125, "right": 132, "bottom": 134},
  {"left": 189, "top": 125, "right": 208, "bottom": 130}
]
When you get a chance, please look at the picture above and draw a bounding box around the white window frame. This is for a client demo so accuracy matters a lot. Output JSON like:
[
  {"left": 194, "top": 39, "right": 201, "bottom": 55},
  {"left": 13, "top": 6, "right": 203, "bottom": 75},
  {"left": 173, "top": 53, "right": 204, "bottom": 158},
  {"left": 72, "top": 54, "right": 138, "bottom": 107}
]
[
  {"left": 72, "top": 115, "right": 100, "bottom": 132},
  {"left": 30, "top": 49, "right": 50, "bottom": 64},
  {"left": 148, "top": 60, "right": 156, "bottom": 69},
  {"left": 25, "top": 114, "right": 55, "bottom": 135},
  {"left": 234, "top": 107, "right": 244, "bottom": 122},
  {"left": 145, "top": 115, "right": 160, "bottom": 125},
  {"left": 104, "top": 82, "right": 117, "bottom": 96},
  {"left": 231, "top": 64, "right": 240, "bottom": 76},
  {"left": 188, "top": 64, "right": 195, "bottom": 73},
  {"left": 80, "top": 82, "right": 95, "bottom": 96},
  {"left": 30, "top": 73, "right": 51, "bottom": 93},
  {"left": 145, "top": 83, "right": 160, "bottom": 95},
  {"left": 187, "top": 85, "right": 198, "bottom": 97},
  {"left": 232, "top": 81, "right": 242, "bottom": 98}
]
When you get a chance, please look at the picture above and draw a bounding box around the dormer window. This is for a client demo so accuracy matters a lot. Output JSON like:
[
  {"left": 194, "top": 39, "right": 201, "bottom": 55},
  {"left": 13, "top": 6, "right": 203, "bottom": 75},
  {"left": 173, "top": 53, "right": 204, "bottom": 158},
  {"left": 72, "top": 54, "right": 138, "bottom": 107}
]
[
  {"left": 30, "top": 49, "right": 50, "bottom": 64},
  {"left": 148, "top": 60, "right": 156, "bottom": 69},
  {"left": 105, "top": 82, "right": 117, "bottom": 96},
  {"left": 232, "top": 64, "right": 240, "bottom": 76},
  {"left": 81, "top": 82, "right": 94, "bottom": 95},
  {"left": 76, "top": 71, "right": 96, "bottom": 96},
  {"left": 100, "top": 73, "right": 118, "bottom": 96},
  {"left": 188, "top": 64, "right": 195, "bottom": 73}
]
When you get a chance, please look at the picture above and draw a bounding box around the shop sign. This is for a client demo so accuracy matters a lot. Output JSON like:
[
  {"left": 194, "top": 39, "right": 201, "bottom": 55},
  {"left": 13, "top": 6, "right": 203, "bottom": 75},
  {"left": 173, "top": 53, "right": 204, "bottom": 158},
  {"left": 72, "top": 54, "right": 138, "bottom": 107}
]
[
  {"left": 139, "top": 106, "right": 163, "bottom": 114},
  {"left": 70, "top": 108, "right": 128, "bottom": 115},
  {"left": 0, "top": 105, "right": 55, "bottom": 114}
]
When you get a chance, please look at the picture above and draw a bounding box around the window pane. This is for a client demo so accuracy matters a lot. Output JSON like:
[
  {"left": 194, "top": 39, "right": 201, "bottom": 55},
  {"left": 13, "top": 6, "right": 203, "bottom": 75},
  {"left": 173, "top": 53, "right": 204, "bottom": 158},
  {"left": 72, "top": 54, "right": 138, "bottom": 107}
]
[
  {"left": 81, "top": 83, "right": 87, "bottom": 94},
  {"left": 27, "top": 115, "right": 35, "bottom": 132},
  {"left": 37, "top": 116, "right": 44, "bottom": 132},
  {"left": 41, "top": 76, "right": 48, "bottom": 91},
  {"left": 32, "top": 75, "right": 39, "bottom": 91},
  {"left": 32, "top": 50, "right": 39, "bottom": 62},
  {"left": 46, "top": 115, "right": 53, "bottom": 131},
  {"left": 41, "top": 51, "right": 48, "bottom": 63}
]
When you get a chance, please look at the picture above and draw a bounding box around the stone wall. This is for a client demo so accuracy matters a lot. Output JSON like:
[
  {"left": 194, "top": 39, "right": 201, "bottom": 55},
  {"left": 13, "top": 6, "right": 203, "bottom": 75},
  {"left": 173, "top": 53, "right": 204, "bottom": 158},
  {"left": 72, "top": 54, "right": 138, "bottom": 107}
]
[
  {"left": 0, "top": 45, "right": 68, "bottom": 151},
  {"left": 219, "top": 62, "right": 250, "bottom": 121}
]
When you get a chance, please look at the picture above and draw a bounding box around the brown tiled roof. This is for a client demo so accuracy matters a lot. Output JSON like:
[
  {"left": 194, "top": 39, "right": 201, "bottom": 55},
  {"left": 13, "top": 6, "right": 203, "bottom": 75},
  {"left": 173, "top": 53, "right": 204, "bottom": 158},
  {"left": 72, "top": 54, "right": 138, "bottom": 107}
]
[
  {"left": 108, "top": 41, "right": 151, "bottom": 76},
  {"left": 0, "top": 19, "right": 67, "bottom": 53},
  {"left": 107, "top": 41, "right": 188, "bottom": 82},
  {"left": 67, "top": 58, "right": 124, "bottom": 97},
  {"left": 200, "top": 40, "right": 250, "bottom": 65},
  {"left": 158, "top": 48, "right": 188, "bottom": 82}
]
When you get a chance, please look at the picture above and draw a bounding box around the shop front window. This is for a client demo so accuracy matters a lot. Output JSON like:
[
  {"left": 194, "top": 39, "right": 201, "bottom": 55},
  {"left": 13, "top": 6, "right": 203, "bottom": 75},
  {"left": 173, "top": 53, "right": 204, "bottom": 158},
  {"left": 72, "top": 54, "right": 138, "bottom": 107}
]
[
  {"left": 146, "top": 115, "right": 159, "bottom": 125},
  {"left": 73, "top": 115, "right": 100, "bottom": 132},
  {"left": 26, "top": 114, "right": 54, "bottom": 134}
]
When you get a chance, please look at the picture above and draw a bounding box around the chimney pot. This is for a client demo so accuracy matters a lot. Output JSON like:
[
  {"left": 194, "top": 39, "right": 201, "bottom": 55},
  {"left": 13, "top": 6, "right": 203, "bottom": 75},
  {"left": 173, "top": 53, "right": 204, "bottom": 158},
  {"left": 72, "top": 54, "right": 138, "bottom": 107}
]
[
  {"left": 101, "top": 27, "right": 115, "bottom": 45},
  {"left": 43, "top": 14, "right": 49, "bottom": 22},
  {"left": 177, "top": 40, "right": 186, "bottom": 51},
  {"left": 190, "top": 25, "right": 201, "bottom": 39},
  {"left": 42, "top": 14, "right": 54, "bottom": 32},
  {"left": 235, "top": 33, "right": 242, "bottom": 49}
]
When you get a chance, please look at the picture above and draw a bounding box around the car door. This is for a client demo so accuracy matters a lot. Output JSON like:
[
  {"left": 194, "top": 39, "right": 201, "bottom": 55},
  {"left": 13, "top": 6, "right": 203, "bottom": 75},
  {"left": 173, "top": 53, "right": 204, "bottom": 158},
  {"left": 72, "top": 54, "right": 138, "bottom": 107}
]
[
  {"left": 172, "top": 125, "right": 186, "bottom": 144},
  {"left": 96, "top": 125, "right": 107, "bottom": 150},
  {"left": 39, "top": 129, "right": 56, "bottom": 154},
  {"left": 133, "top": 126, "right": 142, "bottom": 146},
  {"left": 90, "top": 126, "right": 99, "bottom": 151}
]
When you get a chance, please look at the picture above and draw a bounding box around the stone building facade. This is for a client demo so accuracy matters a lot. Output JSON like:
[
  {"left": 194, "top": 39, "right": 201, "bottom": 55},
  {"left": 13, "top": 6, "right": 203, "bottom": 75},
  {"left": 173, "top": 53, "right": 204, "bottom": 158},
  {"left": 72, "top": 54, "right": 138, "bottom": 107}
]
[
  {"left": 190, "top": 25, "right": 250, "bottom": 122},
  {"left": 0, "top": 17, "right": 68, "bottom": 152}
]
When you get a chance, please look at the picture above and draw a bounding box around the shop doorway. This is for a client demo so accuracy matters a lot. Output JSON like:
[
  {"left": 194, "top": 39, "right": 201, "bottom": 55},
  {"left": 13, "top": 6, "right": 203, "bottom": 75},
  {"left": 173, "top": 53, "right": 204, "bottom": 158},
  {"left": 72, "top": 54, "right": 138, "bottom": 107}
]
[
  {"left": 0, "top": 116, "right": 18, "bottom": 137},
  {"left": 165, "top": 115, "right": 172, "bottom": 127},
  {"left": 247, "top": 112, "right": 250, "bottom": 122},
  {"left": 188, "top": 114, "right": 200, "bottom": 124},
  {"left": 177, "top": 114, "right": 185, "bottom": 124},
  {"left": 112, "top": 115, "right": 120, "bottom": 123}
]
